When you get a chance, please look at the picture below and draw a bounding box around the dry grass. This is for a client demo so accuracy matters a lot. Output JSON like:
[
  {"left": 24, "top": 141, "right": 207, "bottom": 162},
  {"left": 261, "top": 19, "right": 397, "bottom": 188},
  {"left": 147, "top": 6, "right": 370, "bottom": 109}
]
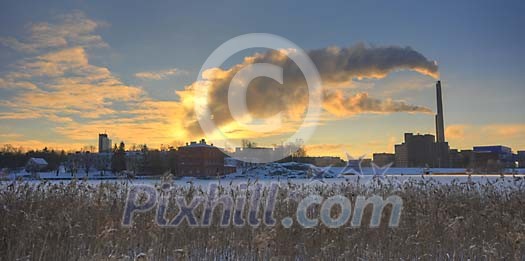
[{"left": 1, "top": 177, "right": 525, "bottom": 260}]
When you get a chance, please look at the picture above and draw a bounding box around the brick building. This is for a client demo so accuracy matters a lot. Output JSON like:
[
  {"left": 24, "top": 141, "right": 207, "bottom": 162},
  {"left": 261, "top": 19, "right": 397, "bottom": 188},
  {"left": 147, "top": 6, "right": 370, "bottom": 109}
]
[{"left": 177, "top": 139, "right": 227, "bottom": 177}]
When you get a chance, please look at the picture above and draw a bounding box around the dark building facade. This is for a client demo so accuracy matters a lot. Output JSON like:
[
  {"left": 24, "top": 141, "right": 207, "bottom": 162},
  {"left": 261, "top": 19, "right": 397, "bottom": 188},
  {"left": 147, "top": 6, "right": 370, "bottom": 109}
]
[
  {"left": 449, "top": 149, "right": 474, "bottom": 168},
  {"left": 177, "top": 139, "right": 227, "bottom": 177},
  {"left": 434, "top": 142, "right": 450, "bottom": 168},
  {"left": 448, "top": 149, "right": 461, "bottom": 168},
  {"left": 518, "top": 151, "right": 525, "bottom": 168},
  {"left": 373, "top": 153, "right": 395, "bottom": 167},
  {"left": 394, "top": 144, "right": 408, "bottom": 167},
  {"left": 395, "top": 133, "right": 448, "bottom": 168},
  {"left": 98, "top": 133, "right": 111, "bottom": 153}
]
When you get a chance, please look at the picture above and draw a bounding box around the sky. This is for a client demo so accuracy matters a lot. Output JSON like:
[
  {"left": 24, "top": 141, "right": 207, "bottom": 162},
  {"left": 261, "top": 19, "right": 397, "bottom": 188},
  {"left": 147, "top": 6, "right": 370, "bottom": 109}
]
[{"left": 0, "top": 0, "right": 524, "bottom": 157}]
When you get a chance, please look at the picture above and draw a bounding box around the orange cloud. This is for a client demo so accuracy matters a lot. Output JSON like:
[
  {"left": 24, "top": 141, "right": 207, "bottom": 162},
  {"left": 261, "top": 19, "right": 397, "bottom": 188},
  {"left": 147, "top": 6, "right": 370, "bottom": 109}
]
[
  {"left": 445, "top": 125, "right": 467, "bottom": 139},
  {"left": 3, "top": 46, "right": 144, "bottom": 120},
  {"left": 135, "top": 68, "right": 186, "bottom": 80},
  {"left": 446, "top": 124, "right": 525, "bottom": 151},
  {"left": 483, "top": 124, "right": 525, "bottom": 137}
]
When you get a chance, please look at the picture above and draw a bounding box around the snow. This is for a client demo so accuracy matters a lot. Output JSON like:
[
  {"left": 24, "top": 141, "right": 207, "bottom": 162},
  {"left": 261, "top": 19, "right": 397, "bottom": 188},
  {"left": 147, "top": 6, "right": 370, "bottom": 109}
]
[
  {"left": 4, "top": 169, "right": 120, "bottom": 180},
  {"left": 2, "top": 162, "right": 525, "bottom": 189},
  {"left": 28, "top": 157, "right": 48, "bottom": 165}
]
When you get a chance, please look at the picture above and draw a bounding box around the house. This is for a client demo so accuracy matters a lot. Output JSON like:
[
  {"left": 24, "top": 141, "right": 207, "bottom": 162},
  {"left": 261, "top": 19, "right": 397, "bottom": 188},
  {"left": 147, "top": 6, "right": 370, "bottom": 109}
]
[{"left": 25, "top": 157, "right": 48, "bottom": 172}]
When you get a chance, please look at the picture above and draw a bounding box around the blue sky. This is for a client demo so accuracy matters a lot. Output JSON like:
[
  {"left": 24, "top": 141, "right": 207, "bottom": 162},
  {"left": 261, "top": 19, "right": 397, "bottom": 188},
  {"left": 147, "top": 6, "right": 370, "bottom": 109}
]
[{"left": 0, "top": 0, "right": 524, "bottom": 156}]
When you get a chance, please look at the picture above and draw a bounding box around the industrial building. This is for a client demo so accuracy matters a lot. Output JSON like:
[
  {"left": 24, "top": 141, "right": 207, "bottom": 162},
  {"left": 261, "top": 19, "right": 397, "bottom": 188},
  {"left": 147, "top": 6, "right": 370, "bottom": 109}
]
[
  {"left": 393, "top": 81, "right": 450, "bottom": 168},
  {"left": 473, "top": 146, "right": 516, "bottom": 171},
  {"left": 395, "top": 133, "right": 448, "bottom": 168}
]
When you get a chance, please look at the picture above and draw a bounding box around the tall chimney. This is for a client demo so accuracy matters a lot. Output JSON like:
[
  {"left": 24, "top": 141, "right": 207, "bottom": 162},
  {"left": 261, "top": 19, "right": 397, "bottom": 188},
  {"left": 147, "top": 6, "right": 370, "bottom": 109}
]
[{"left": 435, "top": 80, "right": 445, "bottom": 143}]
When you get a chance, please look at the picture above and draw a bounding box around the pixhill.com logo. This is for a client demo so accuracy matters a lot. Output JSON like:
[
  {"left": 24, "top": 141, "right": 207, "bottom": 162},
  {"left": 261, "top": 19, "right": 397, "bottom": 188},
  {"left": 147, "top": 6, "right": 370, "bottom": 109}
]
[{"left": 122, "top": 182, "right": 403, "bottom": 229}]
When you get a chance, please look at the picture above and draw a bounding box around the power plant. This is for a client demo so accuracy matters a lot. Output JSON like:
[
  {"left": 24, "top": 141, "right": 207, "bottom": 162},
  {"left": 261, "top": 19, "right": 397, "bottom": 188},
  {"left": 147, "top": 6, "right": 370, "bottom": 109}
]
[{"left": 395, "top": 80, "right": 450, "bottom": 168}]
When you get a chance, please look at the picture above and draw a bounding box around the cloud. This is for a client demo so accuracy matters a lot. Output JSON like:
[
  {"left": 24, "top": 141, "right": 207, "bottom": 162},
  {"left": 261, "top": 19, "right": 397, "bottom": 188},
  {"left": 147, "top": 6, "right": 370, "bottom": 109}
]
[
  {"left": 0, "top": 77, "right": 38, "bottom": 90},
  {"left": 445, "top": 125, "right": 467, "bottom": 139},
  {"left": 304, "top": 143, "right": 353, "bottom": 158},
  {"left": 446, "top": 124, "right": 525, "bottom": 150},
  {"left": 305, "top": 136, "right": 399, "bottom": 158},
  {"left": 179, "top": 43, "right": 437, "bottom": 137},
  {"left": 135, "top": 68, "right": 186, "bottom": 80},
  {"left": 482, "top": 124, "right": 525, "bottom": 138},
  {"left": 2, "top": 47, "right": 144, "bottom": 120},
  {"left": 323, "top": 91, "right": 432, "bottom": 117},
  {"left": 309, "top": 44, "right": 439, "bottom": 84},
  {"left": 0, "top": 11, "right": 107, "bottom": 53},
  {"left": 0, "top": 139, "right": 87, "bottom": 152}
]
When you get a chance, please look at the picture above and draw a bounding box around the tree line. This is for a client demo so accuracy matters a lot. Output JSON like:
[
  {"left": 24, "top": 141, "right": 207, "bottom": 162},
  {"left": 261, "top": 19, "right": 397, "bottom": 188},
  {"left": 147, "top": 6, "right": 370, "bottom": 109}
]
[
  {"left": 0, "top": 145, "right": 66, "bottom": 171},
  {"left": 0, "top": 142, "right": 177, "bottom": 175}
]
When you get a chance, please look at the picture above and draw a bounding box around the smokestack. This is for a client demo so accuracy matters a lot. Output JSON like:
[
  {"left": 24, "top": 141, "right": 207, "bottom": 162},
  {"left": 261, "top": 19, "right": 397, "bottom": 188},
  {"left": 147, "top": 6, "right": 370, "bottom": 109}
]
[{"left": 435, "top": 80, "right": 445, "bottom": 143}]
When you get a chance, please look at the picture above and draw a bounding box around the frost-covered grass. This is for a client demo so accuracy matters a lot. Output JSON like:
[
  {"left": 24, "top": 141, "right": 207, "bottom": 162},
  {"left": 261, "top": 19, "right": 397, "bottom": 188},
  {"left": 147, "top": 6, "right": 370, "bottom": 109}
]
[{"left": 1, "top": 178, "right": 525, "bottom": 260}]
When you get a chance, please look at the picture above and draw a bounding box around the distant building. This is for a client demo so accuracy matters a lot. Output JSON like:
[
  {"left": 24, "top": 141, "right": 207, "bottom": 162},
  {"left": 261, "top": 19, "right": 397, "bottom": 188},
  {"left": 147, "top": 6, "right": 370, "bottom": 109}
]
[
  {"left": 280, "top": 156, "right": 343, "bottom": 167},
  {"left": 98, "top": 133, "right": 112, "bottom": 153},
  {"left": 313, "top": 156, "right": 343, "bottom": 167},
  {"left": 178, "top": 139, "right": 228, "bottom": 177},
  {"left": 472, "top": 151, "right": 501, "bottom": 172},
  {"left": 395, "top": 133, "right": 449, "bottom": 168},
  {"left": 460, "top": 150, "right": 474, "bottom": 168},
  {"left": 518, "top": 151, "right": 525, "bottom": 168},
  {"left": 473, "top": 145, "right": 515, "bottom": 171},
  {"left": 347, "top": 158, "right": 372, "bottom": 168},
  {"left": 224, "top": 157, "right": 238, "bottom": 173},
  {"left": 449, "top": 149, "right": 461, "bottom": 167},
  {"left": 394, "top": 143, "right": 408, "bottom": 167},
  {"left": 232, "top": 146, "right": 287, "bottom": 163},
  {"left": 373, "top": 153, "right": 395, "bottom": 167},
  {"left": 434, "top": 142, "right": 450, "bottom": 168},
  {"left": 25, "top": 157, "right": 48, "bottom": 172},
  {"left": 224, "top": 157, "right": 239, "bottom": 168},
  {"left": 449, "top": 149, "right": 473, "bottom": 168}
]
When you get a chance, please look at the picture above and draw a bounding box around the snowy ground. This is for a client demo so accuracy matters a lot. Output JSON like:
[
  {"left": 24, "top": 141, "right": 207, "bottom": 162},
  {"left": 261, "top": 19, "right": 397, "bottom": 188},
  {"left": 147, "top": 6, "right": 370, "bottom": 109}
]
[
  {"left": 2, "top": 170, "right": 121, "bottom": 180},
  {"left": 2, "top": 162, "right": 524, "bottom": 189}
]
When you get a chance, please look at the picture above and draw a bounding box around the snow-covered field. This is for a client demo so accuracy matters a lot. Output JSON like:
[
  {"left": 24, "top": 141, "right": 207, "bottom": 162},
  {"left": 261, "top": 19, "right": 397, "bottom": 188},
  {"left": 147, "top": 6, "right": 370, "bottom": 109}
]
[{"left": 3, "top": 162, "right": 524, "bottom": 190}]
